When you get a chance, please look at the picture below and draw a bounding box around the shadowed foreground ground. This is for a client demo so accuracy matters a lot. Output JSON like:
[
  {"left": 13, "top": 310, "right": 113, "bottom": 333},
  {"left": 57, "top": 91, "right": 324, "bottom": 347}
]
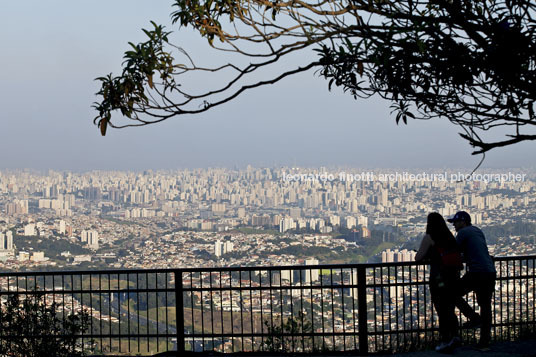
[
  {"left": 164, "top": 339, "right": 536, "bottom": 357},
  {"left": 374, "top": 339, "right": 536, "bottom": 357}
]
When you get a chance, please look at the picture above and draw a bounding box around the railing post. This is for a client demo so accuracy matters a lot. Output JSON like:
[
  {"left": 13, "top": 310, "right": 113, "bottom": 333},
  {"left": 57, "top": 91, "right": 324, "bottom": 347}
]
[
  {"left": 174, "top": 269, "right": 185, "bottom": 354},
  {"left": 357, "top": 265, "right": 369, "bottom": 355}
]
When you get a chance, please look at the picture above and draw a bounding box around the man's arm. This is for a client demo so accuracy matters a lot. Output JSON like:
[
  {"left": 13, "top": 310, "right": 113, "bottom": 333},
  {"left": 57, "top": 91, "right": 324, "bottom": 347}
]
[
  {"left": 455, "top": 229, "right": 466, "bottom": 247},
  {"left": 455, "top": 229, "right": 468, "bottom": 261}
]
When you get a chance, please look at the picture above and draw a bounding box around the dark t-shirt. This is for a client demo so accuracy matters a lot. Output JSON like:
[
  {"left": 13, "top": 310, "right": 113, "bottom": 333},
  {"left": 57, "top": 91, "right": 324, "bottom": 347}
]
[{"left": 455, "top": 225, "right": 496, "bottom": 273}]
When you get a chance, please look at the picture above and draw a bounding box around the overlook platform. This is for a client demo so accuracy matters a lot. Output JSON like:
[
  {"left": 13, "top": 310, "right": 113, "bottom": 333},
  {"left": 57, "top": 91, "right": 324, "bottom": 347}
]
[
  {"left": 377, "top": 338, "right": 536, "bottom": 357},
  {"left": 0, "top": 255, "right": 534, "bottom": 356}
]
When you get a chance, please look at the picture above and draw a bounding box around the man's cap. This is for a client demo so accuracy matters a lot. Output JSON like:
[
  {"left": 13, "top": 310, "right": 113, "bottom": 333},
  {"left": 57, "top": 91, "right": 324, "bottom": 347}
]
[{"left": 447, "top": 211, "right": 471, "bottom": 223}]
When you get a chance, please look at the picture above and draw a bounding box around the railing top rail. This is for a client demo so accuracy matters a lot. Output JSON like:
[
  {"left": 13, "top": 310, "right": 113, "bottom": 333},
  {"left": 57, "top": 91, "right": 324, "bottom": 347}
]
[{"left": 0, "top": 254, "right": 533, "bottom": 277}]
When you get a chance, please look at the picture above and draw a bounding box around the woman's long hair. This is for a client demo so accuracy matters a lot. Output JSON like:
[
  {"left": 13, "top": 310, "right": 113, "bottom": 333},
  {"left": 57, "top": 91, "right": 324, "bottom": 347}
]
[{"left": 426, "top": 212, "right": 456, "bottom": 249}]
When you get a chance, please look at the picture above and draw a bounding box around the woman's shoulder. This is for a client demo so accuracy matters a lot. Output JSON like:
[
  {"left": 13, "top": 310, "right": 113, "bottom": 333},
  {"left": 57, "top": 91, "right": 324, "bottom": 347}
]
[{"left": 423, "top": 233, "right": 434, "bottom": 245}]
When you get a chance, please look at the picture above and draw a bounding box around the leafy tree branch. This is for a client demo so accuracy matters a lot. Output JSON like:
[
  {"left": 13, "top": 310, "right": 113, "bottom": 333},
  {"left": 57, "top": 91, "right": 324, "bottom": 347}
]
[{"left": 94, "top": 0, "right": 536, "bottom": 154}]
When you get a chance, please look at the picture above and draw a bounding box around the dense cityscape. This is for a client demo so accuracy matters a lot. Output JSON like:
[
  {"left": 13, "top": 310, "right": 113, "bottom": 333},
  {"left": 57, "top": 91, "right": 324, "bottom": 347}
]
[{"left": 0, "top": 167, "right": 534, "bottom": 271}]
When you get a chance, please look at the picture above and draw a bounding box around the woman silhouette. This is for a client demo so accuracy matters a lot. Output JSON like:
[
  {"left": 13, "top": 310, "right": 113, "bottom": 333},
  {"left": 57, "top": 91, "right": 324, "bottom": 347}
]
[{"left": 415, "top": 212, "right": 462, "bottom": 352}]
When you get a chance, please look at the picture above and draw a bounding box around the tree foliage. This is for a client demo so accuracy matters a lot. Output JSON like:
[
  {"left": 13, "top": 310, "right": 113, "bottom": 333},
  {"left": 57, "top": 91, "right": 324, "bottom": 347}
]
[
  {"left": 94, "top": 0, "right": 536, "bottom": 154},
  {"left": 0, "top": 293, "right": 91, "bottom": 357}
]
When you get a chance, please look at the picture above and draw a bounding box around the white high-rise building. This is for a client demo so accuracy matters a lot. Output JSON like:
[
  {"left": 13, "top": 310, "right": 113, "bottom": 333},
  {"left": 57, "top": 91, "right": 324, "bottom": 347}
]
[
  {"left": 215, "top": 240, "right": 233, "bottom": 257},
  {"left": 58, "top": 220, "right": 66, "bottom": 234},
  {"left": 279, "top": 217, "right": 296, "bottom": 233},
  {"left": 214, "top": 240, "right": 223, "bottom": 257},
  {"left": 82, "top": 230, "right": 99, "bottom": 249},
  {"left": 357, "top": 215, "right": 368, "bottom": 228},
  {"left": 0, "top": 231, "right": 14, "bottom": 256},
  {"left": 24, "top": 224, "right": 36, "bottom": 236},
  {"left": 344, "top": 216, "right": 357, "bottom": 229},
  {"left": 6, "top": 231, "right": 13, "bottom": 251},
  {"left": 224, "top": 241, "right": 233, "bottom": 254},
  {"left": 88, "top": 231, "right": 99, "bottom": 249},
  {"left": 329, "top": 215, "right": 340, "bottom": 226}
]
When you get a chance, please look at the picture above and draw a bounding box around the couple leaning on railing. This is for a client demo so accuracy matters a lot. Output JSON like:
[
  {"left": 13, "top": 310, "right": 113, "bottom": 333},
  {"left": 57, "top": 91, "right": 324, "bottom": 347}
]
[{"left": 416, "top": 211, "right": 497, "bottom": 353}]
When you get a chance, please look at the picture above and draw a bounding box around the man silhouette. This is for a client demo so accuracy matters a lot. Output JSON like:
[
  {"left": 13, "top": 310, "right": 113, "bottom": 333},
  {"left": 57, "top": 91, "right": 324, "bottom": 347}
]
[{"left": 448, "top": 211, "right": 496, "bottom": 350}]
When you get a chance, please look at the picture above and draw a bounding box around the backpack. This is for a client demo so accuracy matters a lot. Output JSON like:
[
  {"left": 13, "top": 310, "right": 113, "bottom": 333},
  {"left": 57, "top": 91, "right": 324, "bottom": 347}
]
[{"left": 436, "top": 246, "right": 463, "bottom": 270}]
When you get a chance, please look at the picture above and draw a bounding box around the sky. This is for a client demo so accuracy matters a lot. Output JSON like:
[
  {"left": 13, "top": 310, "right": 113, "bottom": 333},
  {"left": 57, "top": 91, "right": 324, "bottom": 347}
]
[{"left": 1, "top": 0, "right": 535, "bottom": 171}]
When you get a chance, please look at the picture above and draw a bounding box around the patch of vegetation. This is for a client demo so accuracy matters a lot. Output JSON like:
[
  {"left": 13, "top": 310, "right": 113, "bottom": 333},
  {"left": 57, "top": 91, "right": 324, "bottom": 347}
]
[
  {"left": 0, "top": 293, "right": 91, "bottom": 356},
  {"left": 15, "top": 234, "right": 91, "bottom": 259}
]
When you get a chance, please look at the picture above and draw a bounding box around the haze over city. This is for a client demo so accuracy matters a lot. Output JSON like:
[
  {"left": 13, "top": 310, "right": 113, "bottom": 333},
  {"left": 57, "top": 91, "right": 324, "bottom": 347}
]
[{"left": 2, "top": 1, "right": 536, "bottom": 171}]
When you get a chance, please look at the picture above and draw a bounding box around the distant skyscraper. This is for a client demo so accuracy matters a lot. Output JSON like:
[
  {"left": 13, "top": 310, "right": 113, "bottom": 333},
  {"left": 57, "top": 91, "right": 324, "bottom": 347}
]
[
  {"left": 82, "top": 230, "right": 99, "bottom": 249},
  {"left": 214, "top": 240, "right": 223, "bottom": 257},
  {"left": 0, "top": 231, "right": 14, "bottom": 253},
  {"left": 24, "top": 224, "right": 36, "bottom": 236},
  {"left": 344, "top": 216, "right": 357, "bottom": 229},
  {"left": 279, "top": 217, "right": 296, "bottom": 233},
  {"left": 289, "top": 208, "right": 301, "bottom": 220},
  {"left": 58, "top": 220, "right": 66, "bottom": 234}
]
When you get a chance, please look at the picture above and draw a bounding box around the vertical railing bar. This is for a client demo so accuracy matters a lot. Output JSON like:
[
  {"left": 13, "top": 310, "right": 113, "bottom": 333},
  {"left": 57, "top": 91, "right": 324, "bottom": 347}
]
[
  {"left": 388, "top": 267, "right": 393, "bottom": 350},
  {"left": 127, "top": 273, "right": 131, "bottom": 353},
  {"left": 299, "top": 269, "right": 305, "bottom": 353},
  {"left": 416, "top": 264, "right": 420, "bottom": 346},
  {"left": 269, "top": 269, "right": 275, "bottom": 351},
  {"left": 422, "top": 265, "right": 428, "bottom": 345},
  {"left": 136, "top": 273, "right": 140, "bottom": 352},
  {"left": 88, "top": 274, "right": 93, "bottom": 353},
  {"left": 357, "top": 265, "right": 368, "bottom": 355},
  {"left": 514, "top": 260, "right": 517, "bottom": 338},
  {"left": 156, "top": 273, "right": 159, "bottom": 353},
  {"left": 164, "top": 272, "right": 168, "bottom": 352},
  {"left": 61, "top": 275, "right": 65, "bottom": 345},
  {"left": 524, "top": 259, "right": 528, "bottom": 335},
  {"left": 380, "top": 266, "right": 385, "bottom": 350},
  {"left": 310, "top": 268, "right": 315, "bottom": 352},
  {"left": 209, "top": 272, "right": 215, "bottom": 351},
  {"left": 191, "top": 272, "right": 195, "bottom": 351},
  {"left": 109, "top": 273, "right": 113, "bottom": 352},
  {"left": 51, "top": 275, "right": 56, "bottom": 348},
  {"left": 248, "top": 270, "right": 254, "bottom": 352},
  {"left": 395, "top": 264, "right": 399, "bottom": 351},
  {"left": 288, "top": 269, "right": 295, "bottom": 353},
  {"left": 230, "top": 271, "right": 235, "bottom": 353},
  {"left": 507, "top": 261, "right": 510, "bottom": 340},
  {"left": 402, "top": 265, "right": 406, "bottom": 349},
  {"left": 258, "top": 270, "right": 264, "bottom": 351},
  {"left": 146, "top": 272, "right": 150, "bottom": 353},
  {"left": 73, "top": 275, "right": 79, "bottom": 350},
  {"left": 79, "top": 274, "right": 84, "bottom": 352},
  {"left": 351, "top": 267, "right": 357, "bottom": 351},
  {"left": 199, "top": 272, "right": 205, "bottom": 351},
  {"left": 330, "top": 268, "right": 335, "bottom": 351},
  {"left": 407, "top": 265, "right": 412, "bottom": 350},
  {"left": 175, "top": 270, "right": 185, "bottom": 354},
  {"left": 341, "top": 268, "right": 346, "bottom": 352},
  {"left": 219, "top": 271, "right": 224, "bottom": 351},
  {"left": 320, "top": 268, "right": 325, "bottom": 351},
  {"left": 499, "top": 260, "right": 503, "bottom": 341},
  {"left": 279, "top": 271, "right": 283, "bottom": 353},
  {"left": 532, "top": 259, "right": 535, "bottom": 337},
  {"left": 239, "top": 270, "right": 244, "bottom": 352},
  {"left": 117, "top": 274, "right": 122, "bottom": 353},
  {"left": 492, "top": 260, "right": 496, "bottom": 342}
]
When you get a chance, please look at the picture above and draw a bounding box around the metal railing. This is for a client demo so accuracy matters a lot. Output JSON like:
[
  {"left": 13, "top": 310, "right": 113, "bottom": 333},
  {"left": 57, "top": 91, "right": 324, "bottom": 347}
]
[{"left": 0, "top": 255, "right": 534, "bottom": 355}]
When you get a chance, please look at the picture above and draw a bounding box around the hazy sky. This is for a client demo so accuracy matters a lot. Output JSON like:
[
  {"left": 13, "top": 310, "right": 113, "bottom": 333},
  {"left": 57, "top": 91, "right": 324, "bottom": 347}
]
[{"left": 1, "top": 1, "right": 535, "bottom": 171}]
